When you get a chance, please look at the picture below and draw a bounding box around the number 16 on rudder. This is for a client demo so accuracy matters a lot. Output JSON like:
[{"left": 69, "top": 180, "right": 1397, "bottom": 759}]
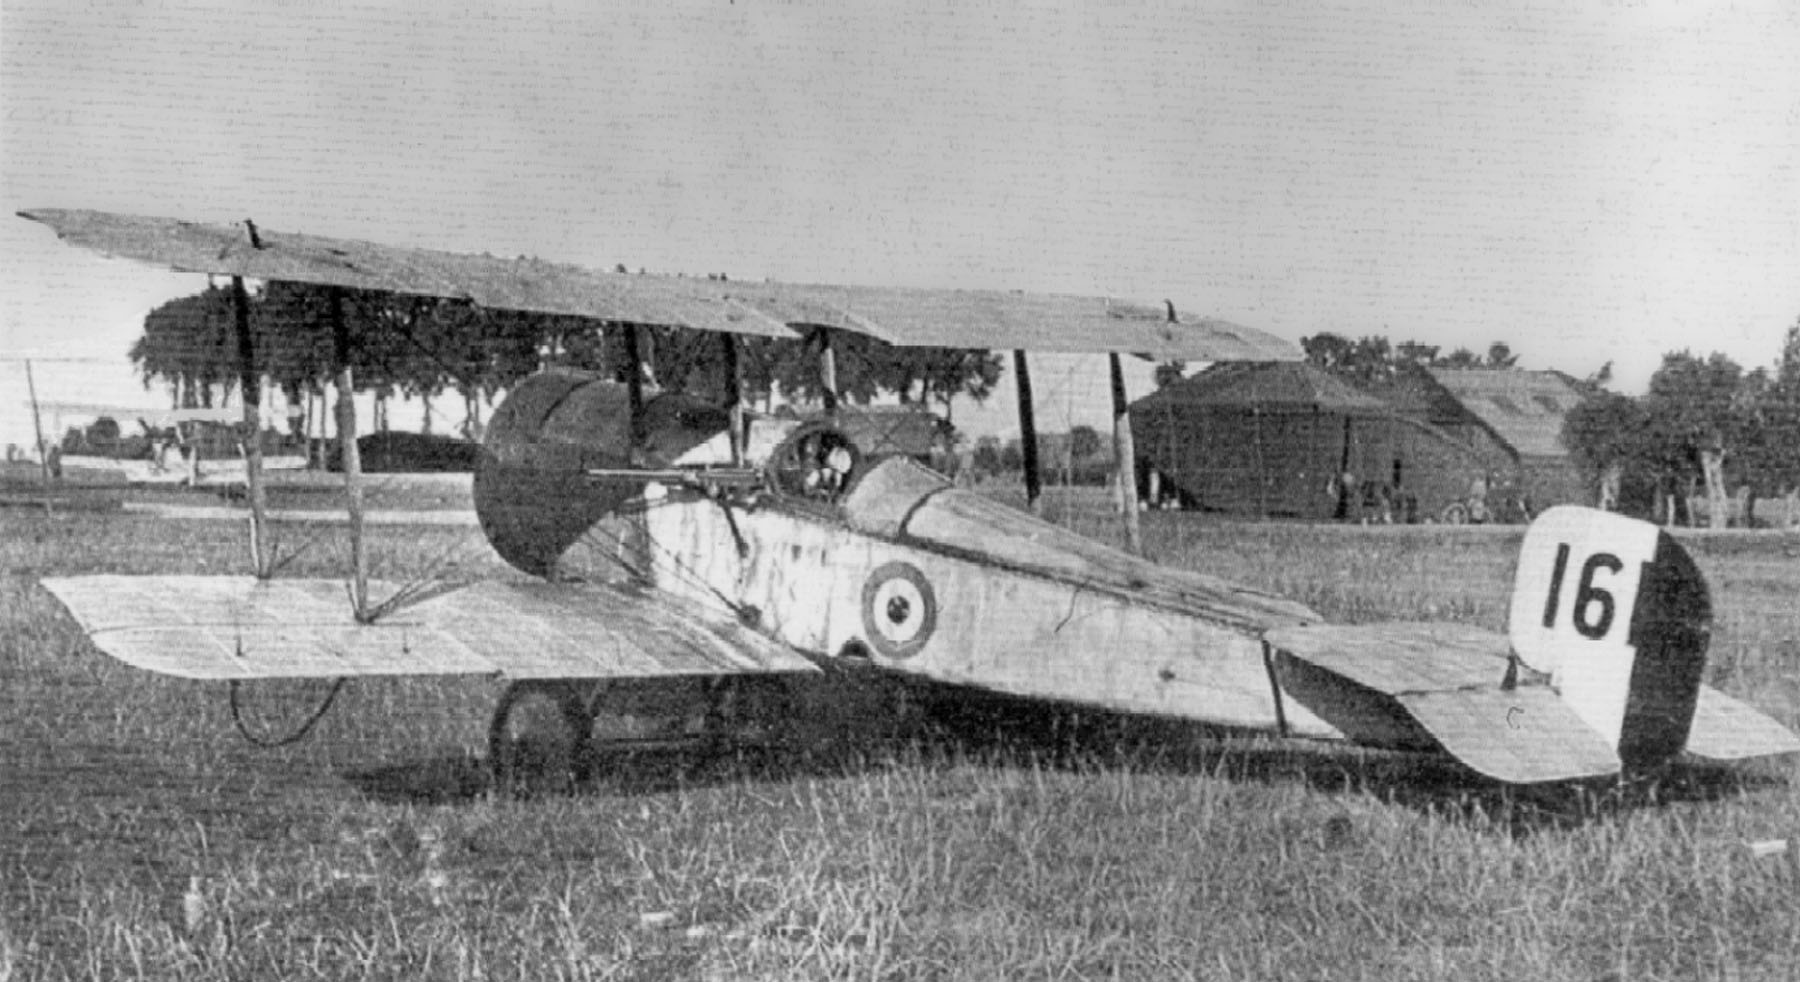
[{"left": 1508, "top": 506, "right": 1711, "bottom": 769}]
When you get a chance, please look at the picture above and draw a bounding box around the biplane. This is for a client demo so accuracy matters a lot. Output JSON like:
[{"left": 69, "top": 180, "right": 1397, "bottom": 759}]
[{"left": 18, "top": 208, "right": 1800, "bottom": 790}]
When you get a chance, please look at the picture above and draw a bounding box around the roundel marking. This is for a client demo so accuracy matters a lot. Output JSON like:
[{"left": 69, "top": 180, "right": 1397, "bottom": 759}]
[{"left": 861, "top": 561, "right": 938, "bottom": 660}]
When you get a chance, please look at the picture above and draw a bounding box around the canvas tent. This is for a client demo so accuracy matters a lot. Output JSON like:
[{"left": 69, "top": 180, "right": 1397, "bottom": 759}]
[
  {"left": 1131, "top": 362, "right": 1500, "bottom": 520},
  {"left": 1416, "top": 368, "right": 1588, "bottom": 507}
]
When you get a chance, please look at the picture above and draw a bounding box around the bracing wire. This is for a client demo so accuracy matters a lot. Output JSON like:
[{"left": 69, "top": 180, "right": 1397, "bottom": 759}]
[
  {"left": 228, "top": 677, "right": 348, "bottom": 748},
  {"left": 572, "top": 495, "right": 756, "bottom": 622}
]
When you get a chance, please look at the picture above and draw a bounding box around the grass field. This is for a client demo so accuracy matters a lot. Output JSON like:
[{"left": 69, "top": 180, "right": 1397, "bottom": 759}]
[{"left": 2, "top": 495, "right": 1798, "bottom": 981}]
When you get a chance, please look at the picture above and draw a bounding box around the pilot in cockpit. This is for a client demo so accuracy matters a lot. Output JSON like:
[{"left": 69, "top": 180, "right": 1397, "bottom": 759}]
[{"left": 800, "top": 431, "right": 857, "bottom": 501}]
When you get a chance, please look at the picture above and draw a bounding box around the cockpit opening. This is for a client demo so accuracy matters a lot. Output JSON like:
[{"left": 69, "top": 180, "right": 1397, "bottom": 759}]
[{"left": 765, "top": 423, "right": 863, "bottom": 505}]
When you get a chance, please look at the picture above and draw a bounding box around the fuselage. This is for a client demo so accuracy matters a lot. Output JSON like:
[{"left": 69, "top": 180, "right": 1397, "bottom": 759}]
[{"left": 636, "top": 455, "right": 1355, "bottom": 741}]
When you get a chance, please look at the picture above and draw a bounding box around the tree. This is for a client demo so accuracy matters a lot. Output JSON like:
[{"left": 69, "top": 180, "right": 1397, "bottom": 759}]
[
  {"left": 1434, "top": 348, "right": 1483, "bottom": 369},
  {"left": 1068, "top": 424, "right": 1103, "bottom": 460},
  {"left": 231, "top": 283, "right": 555, "bottom": 442},
  {"left": 876, "top": 348, "right": 1003, "bottom": 423},
  {"left": 1561, "top": 332, "right": 1800, "bottom": 527},
  {"left": 971, "top": 435, "right": 1004, "bottom": 477},
  {"left": 137, "top": 279, "right": 1013, "bottom": 451},
  {"left": 1751, "top": 322, "right": 1800, "bottom": 525},
  {"left": 1394, "top": 341, "right": 1439, "bottom": 365},
  {"left": 1424, "top": 343, "right": 1521, "bottom": 370},
  {"left": 1730, "top": 365, "right": 1776, "bottom": 522},
  {"left": 1562, "top": 389, "right": 1649, "bottom": 512},
  {"left": 131, "top": 285, "right": 238, "bottom": 408},
  {"left": 255, "top": 282, "right": 392, "bottom": 450},
  {"left": 729, "top": 331, "right": 1001, "bottom": 416},
  {"left": 998, "top": 438, "right": 1024, "bottom": 474},
  {"left": 1642, "top": 351, "right": 1747, "bottom": 528},
  {"left": 1300, "top": 332, "right": 1355, "bottom": 370},
  {"left": 347, "top": 293, "right": 428, "bottom": 434},
  {"left": 751, "top": 330, "right": 886, "bottom": 407},
  {"left": 1301, "top": 332, "right": 1396, "bottom": 387},
  {"left": 1303, "top": 332, "right": 1530, "bottom": 383},
  {"left": 411, "top": 302, "right": 546, "bottom": 438}
]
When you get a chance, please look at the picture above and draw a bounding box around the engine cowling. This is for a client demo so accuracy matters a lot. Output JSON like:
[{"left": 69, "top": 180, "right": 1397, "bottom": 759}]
[{"left": 473, "top": 371, "right": 730, "bottom": 576}]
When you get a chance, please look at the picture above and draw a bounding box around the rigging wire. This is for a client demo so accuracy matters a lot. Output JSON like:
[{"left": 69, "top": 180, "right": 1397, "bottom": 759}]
[
  {"left": 573, "top": 494, "right": 757, "bottom": 622},
  {"left": 228, "top": 677, "right": 348, "bottom": 748}
]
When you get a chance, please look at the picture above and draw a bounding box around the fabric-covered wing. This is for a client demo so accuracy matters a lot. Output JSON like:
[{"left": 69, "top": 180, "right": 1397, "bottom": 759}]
[
  {"left": 734, "top": 283, "right": 1297, "bottom": 361},
  {"left": 20, "top": 209, "right": 1299, "bottom": 361},
  {"left": 1395, "top": 686, "right": 1620, "bottom": 784},
  {"left": 1265, "top": 622, "right": 1622, "bottom": 783},
  {"left": 18, "top": 209, "right": 800, "bottom": 339},
  {"left": 41, "top": 575, "right": 818, "bottom": 681}
]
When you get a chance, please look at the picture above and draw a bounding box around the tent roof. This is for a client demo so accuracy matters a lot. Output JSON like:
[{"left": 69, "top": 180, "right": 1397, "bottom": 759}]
[
  {"left": 1131, "top": 361, "right": 1391, "bottom": 414},
  {"left": 1423, "top": 368, "right": 1581, "bottom": 458}
]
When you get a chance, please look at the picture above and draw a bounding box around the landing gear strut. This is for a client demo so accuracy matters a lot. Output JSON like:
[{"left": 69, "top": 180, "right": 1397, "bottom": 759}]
[{"left": 486, "top": 676, "right": 794, "bottom": 797}]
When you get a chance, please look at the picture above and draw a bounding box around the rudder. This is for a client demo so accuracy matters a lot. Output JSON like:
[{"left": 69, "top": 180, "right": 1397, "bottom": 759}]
[{"left": 1509, "top": 506, "right": 1709, "bottom": 771}]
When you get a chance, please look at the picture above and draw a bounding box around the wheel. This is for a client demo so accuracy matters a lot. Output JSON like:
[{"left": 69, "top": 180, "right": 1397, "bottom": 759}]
[{"left": 488, "top": 680, "right": 597, "bottom": 797}]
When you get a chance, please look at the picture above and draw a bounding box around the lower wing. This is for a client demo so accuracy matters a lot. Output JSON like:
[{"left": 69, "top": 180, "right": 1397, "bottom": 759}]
[{"left": 40, "top": 575, "right": 818, "bottom": 681}]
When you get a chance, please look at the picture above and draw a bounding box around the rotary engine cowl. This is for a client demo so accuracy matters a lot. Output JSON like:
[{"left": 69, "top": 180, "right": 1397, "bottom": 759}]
[{"left": 473, "top": 371, "right": 730, "bottom": 576}]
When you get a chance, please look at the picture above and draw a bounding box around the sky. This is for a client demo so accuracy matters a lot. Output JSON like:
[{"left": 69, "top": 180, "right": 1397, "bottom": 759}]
[{"left": 3, "top": 1, "right": 1797, "bottom": 451}]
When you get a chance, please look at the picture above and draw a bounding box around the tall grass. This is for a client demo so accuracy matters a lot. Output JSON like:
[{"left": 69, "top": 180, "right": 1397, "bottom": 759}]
[{"left": 2, "top": 505, "right": 1797, "bottom": 981}]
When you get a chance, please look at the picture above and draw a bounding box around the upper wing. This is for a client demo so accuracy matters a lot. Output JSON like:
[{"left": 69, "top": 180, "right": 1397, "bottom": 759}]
[
  {"left": 19, "top": 208, "right": 800, "bottom": 339},
  {"left": 40, "top": 575, "right": 818, "bottom": 681},
  {"left": 732, "top": 283, "right": 1296, "bottom": 361},
  {"left": 19, "top": 208, "right": 1299, "bottom": 362}
]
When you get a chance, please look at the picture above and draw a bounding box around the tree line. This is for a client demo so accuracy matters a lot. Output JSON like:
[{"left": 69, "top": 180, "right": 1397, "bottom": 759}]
[
  {"left": 128, "top": 281, "right": 1003, "bottom": 443},
  {"left": 965, "top": 425, "right": 1111, "bottom": 486},
  {"left": 1561, "top": 324, "right": 1800, "bottom": 526}
]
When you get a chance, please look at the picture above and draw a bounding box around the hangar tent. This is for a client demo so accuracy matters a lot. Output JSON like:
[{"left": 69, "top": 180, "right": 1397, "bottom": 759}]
[
  {"left": 1414, "top": 368, "right": 1588, "bottom": 508},
  {"left": 1130, "top": 362, "right": 1499, "bottom": 520}
]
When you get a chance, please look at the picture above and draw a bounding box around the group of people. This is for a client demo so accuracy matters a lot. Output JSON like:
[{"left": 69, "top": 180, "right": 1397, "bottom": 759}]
[
  {"left": 1329, "top": 468, "right": 1428, "bottom": 525},
  {"left": 1331, "top": 468, "right": 1534, "bottom": 525}
]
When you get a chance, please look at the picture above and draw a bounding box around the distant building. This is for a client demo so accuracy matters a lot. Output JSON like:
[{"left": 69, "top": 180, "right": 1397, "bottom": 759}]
[
  {"left": 1130, "top": 362, "right": 1497, "bottom": 521},
  {"left": 1385, "top": 367, "right": 1589, "bottom": 510},
  {"left": 1129, "top": 362, "right": 1588, "bottom": 521}
]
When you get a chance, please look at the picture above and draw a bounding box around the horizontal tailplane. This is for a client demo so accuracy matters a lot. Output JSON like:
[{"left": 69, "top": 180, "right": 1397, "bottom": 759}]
[
  {"left": 1266, "top": 622, "right": 1622, "bottom": 784},
  {"left": 1682, "top": 685, "right": 1800, "bottom": 764},
  {"left": 1268, "top": 618, "right": 1798, "bottom": 783}
]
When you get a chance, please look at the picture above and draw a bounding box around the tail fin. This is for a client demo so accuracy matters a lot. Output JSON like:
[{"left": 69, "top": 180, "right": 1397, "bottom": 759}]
[{"left": 1508, "top": 506, "right": 1710, "bottom": 770}]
